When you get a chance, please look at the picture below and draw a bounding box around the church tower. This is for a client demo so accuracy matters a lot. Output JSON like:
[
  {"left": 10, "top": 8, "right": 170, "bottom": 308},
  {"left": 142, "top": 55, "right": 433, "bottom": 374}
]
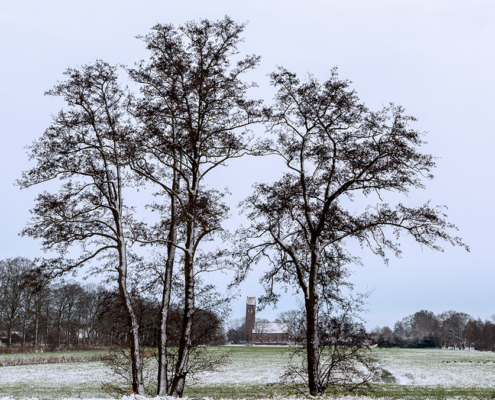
[{"left": 246, "top": 296, "right": 256, "bottom": 341}]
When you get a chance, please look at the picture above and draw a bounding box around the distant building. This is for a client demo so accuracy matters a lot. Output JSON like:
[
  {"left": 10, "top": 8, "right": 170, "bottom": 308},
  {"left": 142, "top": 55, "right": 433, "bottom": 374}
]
[
  {"left": 245, "top": 296, "right": 288, "bottom": 343},
  {"left": 0, "top": 331, "right": 22, "bottom": 345},
  {"left": 246, "top": 296, "right": 256, "bottom": 340}
]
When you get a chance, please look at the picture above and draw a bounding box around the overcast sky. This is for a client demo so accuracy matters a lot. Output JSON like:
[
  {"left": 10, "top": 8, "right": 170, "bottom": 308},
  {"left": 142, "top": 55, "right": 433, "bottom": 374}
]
[{"left": 1, "top": 0, "right": 494, "bottom": 328}]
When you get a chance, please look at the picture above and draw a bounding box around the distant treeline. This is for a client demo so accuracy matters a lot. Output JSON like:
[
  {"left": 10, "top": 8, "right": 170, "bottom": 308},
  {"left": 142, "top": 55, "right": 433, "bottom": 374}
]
[
  {"left": 371, "top": 310, "right": 495, "bottom": 351},
  {"left": 0, "top": 257, "right": 225, "bottom": 350}
]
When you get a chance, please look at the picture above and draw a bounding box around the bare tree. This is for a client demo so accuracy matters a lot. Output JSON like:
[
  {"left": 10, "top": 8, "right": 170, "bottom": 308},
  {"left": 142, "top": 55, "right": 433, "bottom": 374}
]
[
  {"left": 439, "top": 310, "right": 471, "bottom": 349},
  {"left": 125, "top": 17, "right": 263, "bottom": 396},
  {"left": 253, "top": 318, "right": 270, "bottom": 342},
  {"left": 225, "top": 317, "right": 248, "bottom": 343},
  {"left": 0, "top": 258, "right": 33, "bottom": 347},
  {"left": 22, "top": 268, "right": 51, "bottom": 349},
  {"left": 18, "top": 62, "right": 145, "bottom": 394},
  {"left": 276, "top": 310, "right": 304, "bottom": 343},
  {"left": 61, "top": 282, "right": 84, "bottom": 347},
  {"left": 237, "top": 68, "right": 468, "bottom": 395},
  {"left": 381, "top": 326, "right": 393, "bottom": 342},
  {"left": 80, "top": 283, "right": 108, "bottom": 345}
]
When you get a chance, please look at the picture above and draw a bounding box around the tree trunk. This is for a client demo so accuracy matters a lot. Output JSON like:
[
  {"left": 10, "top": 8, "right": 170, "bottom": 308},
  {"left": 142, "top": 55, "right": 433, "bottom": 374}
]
[
  {"left": 170, "top": 250, "right": 195, "bottom": 397},
  {"left": 305, "top": 294, "right": 321, "bottom": 395},
  {"left": 116, "top": 236, "right": 146, "bottom": 396},
  {"left": 34, "top": 307, "right": 39, "bottom": 349},
  {"left": 57, "top": 316, "right": 61, "bottom": 348},
  {"left": 21, "top": 319, "right": 26, "bottom": 351},
  {"left": 46, "top": 308, "right": 50, "bottom": 349},
  {"left": 305, "top": 250, "right": 321, "bottom": 396},
  {"left": 170, "top": 164, "right": 198, "bottom": 398},
  {"left": 156, "top": 231, "right": 176, "bottom": 395},
  {"left": 66, "top": 320, "right": 70, "bottom": 348},
  {"left": 157, "top": 169, "right": 179, "bottom": 396}
]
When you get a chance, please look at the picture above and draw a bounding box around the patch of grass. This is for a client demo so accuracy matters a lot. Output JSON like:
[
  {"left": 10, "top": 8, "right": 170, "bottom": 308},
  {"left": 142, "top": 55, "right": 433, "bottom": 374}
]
[
  {"left": 184, "top": 383, "right": 296, "bottom": 399},
  {"left": 0, "top": 352, "right": 118, "bottom": 366},
  {"left": 0, "top": 383, "right": 111, "bottom": 400},
  {"left": 379, "top": 368, "right": 396, "bottom": 384},
  {"left": 0, "top": 349, "right": 113, "bottom": 360}
]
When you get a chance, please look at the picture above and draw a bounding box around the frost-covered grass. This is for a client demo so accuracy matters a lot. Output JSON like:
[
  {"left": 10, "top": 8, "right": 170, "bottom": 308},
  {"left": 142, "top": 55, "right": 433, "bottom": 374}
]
[
  {"left": 184, "top": 346, "right": 294, "bottom": 398},
  {"left": 2, "top": 347, "right": 495, "bottom": 399},
  {"left": 196, "top": 346, "right": 293, "bottom": 384},
  {"left": 0, "top": 361, "right": 111, "bottom": 399},
  {"left": 189, "top": 347, "right": 495, "bottom": 398},
  {"left": 371, "top": 347, "right": 495, "bottom": 398},
  {"left": 375, "top": 347, "right": 495, "bottom": 386}
]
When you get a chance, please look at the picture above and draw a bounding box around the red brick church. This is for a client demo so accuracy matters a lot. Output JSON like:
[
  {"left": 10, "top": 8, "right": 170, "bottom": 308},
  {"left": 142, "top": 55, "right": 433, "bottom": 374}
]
[{"left": 246, "top": 296, "right": 288, "bottom": 343}]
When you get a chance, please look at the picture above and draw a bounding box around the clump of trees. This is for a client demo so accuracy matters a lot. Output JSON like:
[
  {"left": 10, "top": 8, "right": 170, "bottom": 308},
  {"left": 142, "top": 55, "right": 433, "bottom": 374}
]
[
  {"left": 16, "top": 15, "right": 466, "bottom": 397},
  {"left": 372, "top": 309, "right": 495, "bottom": 351},
  {"left": 19, "top": 17, "right": 255, "bottom": 397},
  {"left": 0, "top": 257, "right": 225, "bottom": 351}
]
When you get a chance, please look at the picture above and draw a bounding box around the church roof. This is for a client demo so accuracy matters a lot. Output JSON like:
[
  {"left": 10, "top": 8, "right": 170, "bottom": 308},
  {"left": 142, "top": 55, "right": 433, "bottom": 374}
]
[
  {"left": 246, "top": 296, "right": 256, "bottom": 305},
  {"left": 252, "top": 322, "right": 288, "bottom": 334}
]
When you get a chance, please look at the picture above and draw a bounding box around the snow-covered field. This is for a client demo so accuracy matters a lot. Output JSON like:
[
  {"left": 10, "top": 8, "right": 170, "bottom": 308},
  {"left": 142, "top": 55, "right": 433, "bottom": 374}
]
[
  {"left": 1, "top": 347, "right": 495, "bottom": 399},
  {"left": 197, "top": 346, "right": 292, "bottom": 385},
  {"left": 376, "top": 347, "right": 495, "bottom": 388}
]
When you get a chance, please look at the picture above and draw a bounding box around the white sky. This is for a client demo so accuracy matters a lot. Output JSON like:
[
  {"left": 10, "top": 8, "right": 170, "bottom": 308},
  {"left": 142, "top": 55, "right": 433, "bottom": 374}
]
[{"left": 1, "top": 0, "right": 494, "bottom": 328}]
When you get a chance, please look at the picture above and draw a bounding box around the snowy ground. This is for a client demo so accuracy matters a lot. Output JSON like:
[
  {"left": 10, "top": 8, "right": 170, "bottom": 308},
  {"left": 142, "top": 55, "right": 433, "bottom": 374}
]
[
  {"left": 376, "top": 347, "right": 495, "bottom": 388},
  {"left": 196, "top": 346, "right": 292, "bottom": 385},
  {"left": 0, "top": 362, "right": 111, "bottom": 399},
  {"left": 0, "top": 396, "right": 492, "bottom": 400},
  {"left": 0, "top": 397, "right": 444, "bottom": 400},
  {"left": 1, "top": 347, "right": 495, "bottom": 399}
]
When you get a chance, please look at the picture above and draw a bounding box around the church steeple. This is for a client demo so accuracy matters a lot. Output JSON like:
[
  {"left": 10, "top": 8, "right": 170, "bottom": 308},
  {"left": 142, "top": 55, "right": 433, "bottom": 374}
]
[{"left": 246, "top": 296, "right": 256, "bottom": 341}]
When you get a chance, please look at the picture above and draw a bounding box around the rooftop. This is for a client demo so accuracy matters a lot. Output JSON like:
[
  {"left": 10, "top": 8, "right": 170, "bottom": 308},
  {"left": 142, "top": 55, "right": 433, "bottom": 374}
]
[{"left": 252, "top": 322, "right": 288, "bottom": 334}]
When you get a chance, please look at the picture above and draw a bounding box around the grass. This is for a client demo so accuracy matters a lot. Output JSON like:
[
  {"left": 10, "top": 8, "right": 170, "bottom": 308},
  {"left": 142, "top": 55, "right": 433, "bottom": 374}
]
[
  {"left": 369, "top": 384, "right": 495, "bottom": 399},
  {"left": 1, "top": 346, "right": 495, "bottom": 399},
  {"left": 0, "top": 350, "right": 116, "bottom": 367}
]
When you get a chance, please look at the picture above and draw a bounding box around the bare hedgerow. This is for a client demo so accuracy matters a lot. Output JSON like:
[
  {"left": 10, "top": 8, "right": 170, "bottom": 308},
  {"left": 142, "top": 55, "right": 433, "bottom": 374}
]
[{"left": 0, "top": 352, "right": 118, "bottom": 367}]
